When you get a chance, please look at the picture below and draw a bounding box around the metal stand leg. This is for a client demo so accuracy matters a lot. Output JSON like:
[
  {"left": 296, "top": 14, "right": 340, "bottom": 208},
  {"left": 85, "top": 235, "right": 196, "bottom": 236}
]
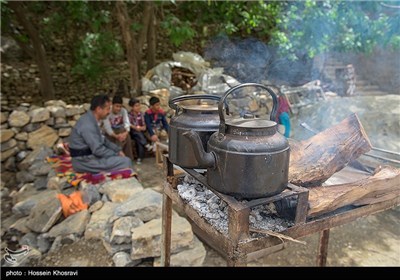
[
  {"left": 316, "top": 229, "right": 330, "bottom": 267},
  {"left": 161, "top": 191, "right": 172, "bottom": 267}
]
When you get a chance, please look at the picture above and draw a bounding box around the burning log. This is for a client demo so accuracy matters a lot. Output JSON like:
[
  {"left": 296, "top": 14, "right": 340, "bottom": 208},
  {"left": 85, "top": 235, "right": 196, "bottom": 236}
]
[
  {"left": 307, "top": 166, "right": 400, "bottom": 217},
  {"left": 288, "top": 113, "right": 372, "bottom": 187}
]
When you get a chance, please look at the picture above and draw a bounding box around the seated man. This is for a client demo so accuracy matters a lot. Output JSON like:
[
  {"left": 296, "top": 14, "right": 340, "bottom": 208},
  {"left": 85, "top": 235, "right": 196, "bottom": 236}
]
[
  {"left": 103, "top": 96, "right": 134, "bottom": 161},
  {"left": 69, "top": 95, "right": 133, "bottom": 173},
  {"left": 144, "top": 96, "right": 169, "bottom": 147}
]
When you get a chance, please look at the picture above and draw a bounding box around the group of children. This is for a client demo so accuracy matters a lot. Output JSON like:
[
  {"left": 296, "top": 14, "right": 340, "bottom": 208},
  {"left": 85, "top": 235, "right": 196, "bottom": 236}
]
[{"left": 104, "top": 96, "right": 169, "bottom": 165}]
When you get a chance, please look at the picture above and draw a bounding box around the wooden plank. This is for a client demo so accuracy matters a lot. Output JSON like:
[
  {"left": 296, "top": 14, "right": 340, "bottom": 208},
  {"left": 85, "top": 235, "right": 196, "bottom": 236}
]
[
  {"left": 307, "top": 166, "right": 400, "bottom": 217},
  {"left": 160, "top": 188, "right": 172, "bottom": 267},
  {"left": 164, "top": 185, "right": 231, "bottom": 254},
  {"left": 240, "top": 197, "right": 399, "bottom": 253},
  {"left": 316, "top": 229, "right": 330, "bottom": 267}
]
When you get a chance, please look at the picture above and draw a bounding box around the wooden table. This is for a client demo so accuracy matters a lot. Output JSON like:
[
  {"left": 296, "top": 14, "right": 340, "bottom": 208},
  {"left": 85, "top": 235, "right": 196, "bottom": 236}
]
[{"left": 160, "top": 156, "right": 399, "bottom": 266}]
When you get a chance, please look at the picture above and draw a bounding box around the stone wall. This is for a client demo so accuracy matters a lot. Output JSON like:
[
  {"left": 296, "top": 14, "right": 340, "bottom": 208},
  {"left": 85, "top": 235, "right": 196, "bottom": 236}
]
[
  {"left": 1, "top": 62, "right": 132, "bottom": 109},
  {"left": 330, "top": 48, "right": 400, "bottom": 94},
  {"left": 0, "top": 100, "right": 88, "bottom": 188}
]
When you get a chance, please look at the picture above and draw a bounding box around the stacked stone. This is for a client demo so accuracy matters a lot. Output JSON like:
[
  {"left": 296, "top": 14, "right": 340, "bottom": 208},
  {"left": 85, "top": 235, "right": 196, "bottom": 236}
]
[
  {"left": 0, "top": 62, "right": 131, "bottom": 107},
  {"left": 1, "top": 100, "right": 87, "bottom": 190},
  {"left": 2, "top": 175, "right": 206, "bottom": 267}
]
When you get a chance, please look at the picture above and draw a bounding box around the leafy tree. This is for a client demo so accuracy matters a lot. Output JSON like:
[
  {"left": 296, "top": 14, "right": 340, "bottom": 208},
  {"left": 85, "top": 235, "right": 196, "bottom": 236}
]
[{"left": 2, "top": 1, "right": 56, "bottom": 100}]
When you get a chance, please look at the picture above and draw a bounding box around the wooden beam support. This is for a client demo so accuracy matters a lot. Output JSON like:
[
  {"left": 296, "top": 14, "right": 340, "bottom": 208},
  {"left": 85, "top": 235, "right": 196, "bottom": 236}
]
[{"left": 316, "top": 229, "right": 330, "bottom": 267}]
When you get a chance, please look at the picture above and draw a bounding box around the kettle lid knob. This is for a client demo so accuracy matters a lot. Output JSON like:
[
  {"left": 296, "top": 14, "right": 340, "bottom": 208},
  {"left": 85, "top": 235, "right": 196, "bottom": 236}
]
[{"left": 243, "top": 113, "right": 255, "bottom": 119}]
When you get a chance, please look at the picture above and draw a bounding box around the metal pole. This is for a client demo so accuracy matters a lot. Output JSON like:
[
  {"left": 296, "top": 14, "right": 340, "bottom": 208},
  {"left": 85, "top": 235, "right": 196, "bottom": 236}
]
[{"left": 316, "top": 229, "right": 330, "bottom": 266}]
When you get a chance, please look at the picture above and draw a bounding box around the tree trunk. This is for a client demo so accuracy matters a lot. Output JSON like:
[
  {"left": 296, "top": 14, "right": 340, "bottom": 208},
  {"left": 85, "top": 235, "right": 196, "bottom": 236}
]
[
  {"left": 147, "top": 8, "right": 157, "bottom": 71},
  {"left": 8, "top": 2, "right": 55, "bottom": 101},
  {"left": 288, "top": 113, "right": 372, "bottom": 187},
  {"left": 115, "top": 1, "right": 140, "bottom": 96},
  {"left": 137, "top": 1, "right": 153, "bottom": 75},
  {"left": 307, "top": 166, "right": 400, "bottom": 217}
]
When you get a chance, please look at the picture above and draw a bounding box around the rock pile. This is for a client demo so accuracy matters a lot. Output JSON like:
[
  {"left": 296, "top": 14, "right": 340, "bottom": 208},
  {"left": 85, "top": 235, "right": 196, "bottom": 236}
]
[{"left": 2, "top": 171, "right": 206, "bottom": 267}]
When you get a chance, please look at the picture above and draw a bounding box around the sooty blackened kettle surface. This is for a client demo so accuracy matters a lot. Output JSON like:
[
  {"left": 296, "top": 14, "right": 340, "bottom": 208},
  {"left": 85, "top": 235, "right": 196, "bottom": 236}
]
[
  {"left": 168, "top": 94, "right": 220, "bottom": 168},
  {"left": 184, "top": 83, "right": 290, "bottom": 199}
]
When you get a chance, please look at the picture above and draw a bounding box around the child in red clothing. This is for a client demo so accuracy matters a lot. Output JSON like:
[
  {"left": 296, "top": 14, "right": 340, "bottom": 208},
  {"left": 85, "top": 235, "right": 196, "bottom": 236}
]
[
  {"left": 144, "top": 97, "right": 169, "bottom": 144},
  {"left": 276, "top": 92, "right": 292, "bottom": 138}
]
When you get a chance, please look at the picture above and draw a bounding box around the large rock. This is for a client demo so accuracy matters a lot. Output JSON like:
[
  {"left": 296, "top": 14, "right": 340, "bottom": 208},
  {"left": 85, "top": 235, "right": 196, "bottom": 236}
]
[
  {"left": 110, "top": 216, "right": 143, "bottom": 244},
  {"left": 0, "top": 129, "right": 15, "bottom": 143},
  {"left": 22, "top": 122, "right": 42, "bottom": 133},
  {"left": 84, "top": 202, "right": 118, "bottom": 240},
  {"left": 11, "top": 183, "right": 37, "bottom": 204},
  {"left": 1, "top": 112, "right": 7, "bottom": 124},
  {"left": 25, "top": 195, "right": 62, "bottom": 233},
  {"left": 46, "top": 105, "right": 66, "bottom": 118},
  {"left": 48, "top": 210, "right": 90, "bottom": 238},
  {"left": 9, "top": 216, "right": 31, "bottom": 235},
  {"left": 16, "top": 170, "right": 36, "bottom": 184},
  {"left": 154, "top": 236, "right": 206, "bottom": 267},
  {"left": 114, "top": 189, "right": 162, "bottom": 222},
  {"left": 1, "top": 138, "right": 17, "bottom": 152},
  {"left": 65, "top": 105, "right": 85, "bottom": 117},
  {"left": 18, "top": 146, "right": 53, "bottom": 170},
  {"left": 112, "top": 252, "right": 141, "bottom": 267},
  {"left": 1, "top": 147, "right": 19, "bottom": 162},
  {"left": 58, "top": 128, "right": 71, "bottom": 137},
  {"left": 130, "top": 215, "right": 194, "bottom": 260},
  {"left": 47, "top": 176, "right": 68, "bottom": 192},
  {"left": 101, "top": 177, "right": 144, "bottom": 203},
  {"left": 27, "top": 125, "right": 58, "bottom": 149},
  {"left": 4, "top": 156, "right": 16, "bottom": 171},
  {"left": 44, "top": 100, "right": 67, "bottom": 108},
  {"left": 15, "top": 132, "right": 28, "bottom": 141},
  {"left": 12, "top": 190, "right": 58, "bottom": 217},
  {"left": 29, "top": 108, "right": 50, "bottom": 123},
  {"left": 28, "top": 161, "right": 52, "bottom": 176},
  {"left": 8, "top": 110, "right": 30, "bottom": 127}
]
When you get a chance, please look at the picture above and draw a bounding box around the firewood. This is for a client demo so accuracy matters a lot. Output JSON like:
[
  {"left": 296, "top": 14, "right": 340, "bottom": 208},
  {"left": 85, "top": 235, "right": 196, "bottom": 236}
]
[
  {"left": 288, "top": 113, "right": 372, "bottom": 187},
  {"left": 307, "top": 166, "right": 400, "bottom": 217}
]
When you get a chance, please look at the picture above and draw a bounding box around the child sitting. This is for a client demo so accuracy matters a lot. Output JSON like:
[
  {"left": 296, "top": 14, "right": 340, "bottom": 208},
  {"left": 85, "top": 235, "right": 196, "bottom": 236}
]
[
  {"left": 144, "top": 96, "right": 169, "bottom": 149},
  {"left": 128, "top": 98, "right": 150, "bottom": 164}
]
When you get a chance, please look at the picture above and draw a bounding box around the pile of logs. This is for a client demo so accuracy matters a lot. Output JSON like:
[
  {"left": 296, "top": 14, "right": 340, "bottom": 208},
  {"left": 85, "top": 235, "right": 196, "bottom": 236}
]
[
  {"left": 171, "top": 67, "right": 197, "bottom": 92},
  {"left": 288, "top": 113, "right": 400, "bottom": 218}
]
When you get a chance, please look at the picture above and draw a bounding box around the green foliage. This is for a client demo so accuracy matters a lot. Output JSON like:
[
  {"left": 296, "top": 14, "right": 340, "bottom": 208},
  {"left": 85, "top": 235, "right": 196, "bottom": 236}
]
[
  {"left": 161, "top": 15, "right": 196, "bottom": 47},
  {"left": 171, "top": 0, "right": 400, "bottom": 60},
  {"left": 41, "top": 1, "right": 122, "bottom": 82},
  {"left": 71, "top": 31, "right": 123, "bottom": 81}
]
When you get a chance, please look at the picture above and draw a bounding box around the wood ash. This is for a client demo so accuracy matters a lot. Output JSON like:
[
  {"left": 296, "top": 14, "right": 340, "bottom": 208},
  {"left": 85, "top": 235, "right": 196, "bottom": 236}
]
[{"left": 177, "top": 175, "right": 294, "bottom": 236}]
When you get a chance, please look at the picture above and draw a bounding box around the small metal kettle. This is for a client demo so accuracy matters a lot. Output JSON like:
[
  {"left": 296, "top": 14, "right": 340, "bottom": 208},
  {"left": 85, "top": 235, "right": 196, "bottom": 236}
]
[
  {"left": 184, "top": 83, "right": 290, "bottom": 199},
  {"left": 168, "top": 94, "right": 220, "bottom": 168}
]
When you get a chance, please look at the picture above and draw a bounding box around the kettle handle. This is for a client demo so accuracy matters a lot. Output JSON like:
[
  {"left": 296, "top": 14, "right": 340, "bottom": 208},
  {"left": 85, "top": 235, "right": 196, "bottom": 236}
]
[
  {"left": 169, "top": 94, "right": 221, "bottom": 111},
  {"left": 218, "top": 83, "right": 278, "bottom": 132}
]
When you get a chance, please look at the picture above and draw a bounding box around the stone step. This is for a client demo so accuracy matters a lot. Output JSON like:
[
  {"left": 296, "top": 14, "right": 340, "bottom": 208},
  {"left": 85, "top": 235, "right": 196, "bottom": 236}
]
[
  {"left": 356, "top": 85, "right": 381, "bottom": 91},
  {"left": 355, "top": 90, "right": 389, "bottom": 96}
]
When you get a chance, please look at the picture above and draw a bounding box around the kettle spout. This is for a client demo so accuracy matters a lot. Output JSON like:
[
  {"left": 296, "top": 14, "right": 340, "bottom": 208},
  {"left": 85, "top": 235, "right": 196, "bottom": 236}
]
[{"left": 182, "top": 131, "right": 215, "bottom": 168}]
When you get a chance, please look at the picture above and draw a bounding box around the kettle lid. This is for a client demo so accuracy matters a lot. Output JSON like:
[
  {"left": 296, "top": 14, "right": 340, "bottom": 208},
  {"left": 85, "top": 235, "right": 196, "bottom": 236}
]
[
  {"left": 180, "top": 103, "right": 218, "bottom": 111},
  {"left": 226, "top": 118, "right": 276, "bottom": 129}
]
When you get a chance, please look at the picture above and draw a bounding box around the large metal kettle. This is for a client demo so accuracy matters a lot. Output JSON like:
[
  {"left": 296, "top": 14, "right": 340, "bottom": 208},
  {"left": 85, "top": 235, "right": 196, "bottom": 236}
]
[
  {"left": 184, "top": 83, "right": 290, "bottom": 199},
  {"left": 168, "top": 94, "right": 220, "bottom": 168}
]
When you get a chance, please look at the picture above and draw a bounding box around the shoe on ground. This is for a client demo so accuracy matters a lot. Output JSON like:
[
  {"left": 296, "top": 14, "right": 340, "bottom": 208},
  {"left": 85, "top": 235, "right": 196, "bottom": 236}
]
[
  {"left": 136, "top": 158, "right": 142, "bottom": 165},
  {"left": 145, "top": 144, "right": 153, "bottom": 152}
]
